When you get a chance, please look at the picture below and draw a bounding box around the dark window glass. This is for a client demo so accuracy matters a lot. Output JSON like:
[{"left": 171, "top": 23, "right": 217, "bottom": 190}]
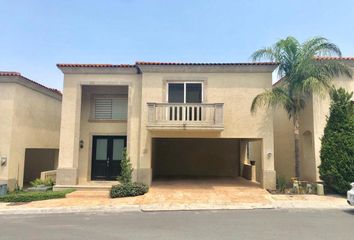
[
  {"left": 168, "top": 84, "right": 184, "bottom": 103},
  {"left": 186, "top": 83, "right": 202, "bottom": 103}
]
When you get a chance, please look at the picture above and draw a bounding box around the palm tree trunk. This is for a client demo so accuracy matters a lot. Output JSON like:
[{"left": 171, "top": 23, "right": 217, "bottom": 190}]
[{"left": 293, "top": 114, "right": 301, "bottom": 178}]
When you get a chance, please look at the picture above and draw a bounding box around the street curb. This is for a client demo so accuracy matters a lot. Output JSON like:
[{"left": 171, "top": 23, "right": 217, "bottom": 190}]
[
  {"left": 0, "top": 205, "right": 141, "bottom": 215},
  {"left": 140, "top": 204, "right": 275, "bottom": 212},
  {"left": 0, "top": 203, "right": 351, "bottom": 215},
  {"left": 0, "top": 204, "right": 276, "bottom": 215}
]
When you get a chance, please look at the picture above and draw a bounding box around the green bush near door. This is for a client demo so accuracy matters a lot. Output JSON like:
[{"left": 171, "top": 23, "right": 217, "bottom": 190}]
[
  {"left": 110, "top": 183, "right": 148, "bottom": 198},
  {"left": 110, "top": 149, "right": 149, "bottom": 198}
]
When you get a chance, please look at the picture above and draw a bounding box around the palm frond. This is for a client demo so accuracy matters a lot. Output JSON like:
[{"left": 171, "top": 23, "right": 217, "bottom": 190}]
[
  {"left": 317, "top": 60, "right": 353, "bottom": 79},
  {"left": 251, "top": 47, "right": 277, "bottom": 62},
  {"left": 250, "top": 87, "right": 293, "bottom": 113},
  {"left": 251, "top": 36, "right": 351, "bottom": 119},
  {"left": 300, "top": 77, "right": 332, "bottom": 97},
  {"left": 302, "top": 37, "right": 342, "bottom": 57}
]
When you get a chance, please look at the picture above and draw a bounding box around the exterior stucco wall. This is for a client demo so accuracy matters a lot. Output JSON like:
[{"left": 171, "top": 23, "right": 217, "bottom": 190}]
[
  {"left": 0, "top": 84, "right": 16, "bottom": 186},
  {"left": 0, "top": 82, "right": 62, "bottom": 189},
  {"left": 273, "top": 107, "right": 294, "bottom": 180}
]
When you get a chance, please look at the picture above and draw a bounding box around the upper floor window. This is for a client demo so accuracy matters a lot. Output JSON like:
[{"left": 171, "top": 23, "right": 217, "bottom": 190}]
[
  {"left": 94, "top": 97, "right": 128, "bottom": 120},
  {"left": 168, "top": 82, "right": 202, "bottom": 103}
]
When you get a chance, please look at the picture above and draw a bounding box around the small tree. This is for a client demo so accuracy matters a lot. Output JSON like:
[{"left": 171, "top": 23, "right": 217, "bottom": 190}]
[
  {"left": 251, "top": 37, "right": 352, "bottom": 179},
  {"left": 111, "top": 149, "right": 149, "bottom": 198},
  {"left": 117, "top": 148, "right": 133, "bottom": 184},
  {"left": 319, "top": 88, "right": 354, "bottom": 194}
]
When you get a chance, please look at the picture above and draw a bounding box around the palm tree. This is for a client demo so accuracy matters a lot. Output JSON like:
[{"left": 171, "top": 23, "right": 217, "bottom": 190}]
[{"left": 250, "top": 36, "right": 352, "bottom": 179}]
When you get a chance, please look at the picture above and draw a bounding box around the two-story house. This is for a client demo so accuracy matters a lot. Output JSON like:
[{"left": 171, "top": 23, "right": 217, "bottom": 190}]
[{"left": 55, "top": 62, "right": 278, "bottom": 190}]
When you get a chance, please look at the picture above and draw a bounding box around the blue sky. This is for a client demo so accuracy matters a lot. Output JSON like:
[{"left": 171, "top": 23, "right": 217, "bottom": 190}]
[{"left": 1, "top": 0, "right": 354, "bottom": 90}]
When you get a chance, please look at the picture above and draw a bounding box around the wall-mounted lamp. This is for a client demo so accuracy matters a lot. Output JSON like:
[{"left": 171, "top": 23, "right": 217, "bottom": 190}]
[
  {"left": 267, "top": 152, "right": 272, "bottom": 159},
  {"left": 79, "top": 140, "right": 84, "bottom": 149},
  {"left": 1, "top": 157, "right": 7, "bottom": 167}
]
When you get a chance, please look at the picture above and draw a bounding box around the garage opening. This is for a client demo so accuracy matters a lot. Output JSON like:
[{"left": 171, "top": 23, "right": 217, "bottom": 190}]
[
  {"left": 23, "top": 149, "right": 59, "bottom": 185},
  {"left": 152, "top": 138, "right": 240, "bottom": 179}
]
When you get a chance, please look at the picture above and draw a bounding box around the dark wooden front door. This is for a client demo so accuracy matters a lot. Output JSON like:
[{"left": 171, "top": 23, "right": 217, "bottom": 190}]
[{"left": 91, "top": 136, "right": 126, "bottom": 180}]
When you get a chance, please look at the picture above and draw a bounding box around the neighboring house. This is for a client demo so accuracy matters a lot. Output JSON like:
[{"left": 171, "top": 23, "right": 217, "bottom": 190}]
[
  {"left": 55, "top": 62, "right": 278, "bottom": 190},
  {"left": 0, "top": 72, "right": 62, "bottom": 190},
  {"left": 274, "top": 57, "right": 354, "bottom": 182}
]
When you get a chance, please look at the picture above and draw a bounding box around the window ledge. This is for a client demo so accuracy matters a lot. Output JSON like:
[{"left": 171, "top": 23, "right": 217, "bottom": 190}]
[{"left": 88, "top": 119, "right": 128, "bottom": 123}]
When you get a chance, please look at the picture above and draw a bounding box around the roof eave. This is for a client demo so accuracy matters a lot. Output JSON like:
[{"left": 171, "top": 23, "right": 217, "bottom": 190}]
[
  {"left": 57, "top": 64, "right": 138, "bottom": 74},
  {"left": 137, "top": 64, "right": 278, "bottom": 73},
  {"left": 0, "top": 74, "right": 62, "bottom": 100}
]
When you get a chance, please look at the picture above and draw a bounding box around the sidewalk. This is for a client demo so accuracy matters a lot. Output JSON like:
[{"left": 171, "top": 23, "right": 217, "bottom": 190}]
[
  {"left": 270, "top": 194, "right": 350, "bottom": 209},
  {"left": 0, "top": 191, "right": 350, "bottom": 214}
]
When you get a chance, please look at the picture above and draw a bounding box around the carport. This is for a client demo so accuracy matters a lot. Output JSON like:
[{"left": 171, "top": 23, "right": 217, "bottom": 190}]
[{"left": 152, "top": 138, "right": 241, "bottom": 179}]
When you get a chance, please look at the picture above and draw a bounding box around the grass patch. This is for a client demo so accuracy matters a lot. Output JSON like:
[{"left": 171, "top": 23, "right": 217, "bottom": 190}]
[{"left": 0, "top": 189, "right": 75, "bottom": 203}]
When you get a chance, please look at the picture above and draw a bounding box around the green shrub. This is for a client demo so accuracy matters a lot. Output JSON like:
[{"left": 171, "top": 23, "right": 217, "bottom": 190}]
[
  {"left": 110, "top": 182, "right": 149, "bottom": 198},
  {"left": 319, "top": 88, "right": 354, "bottom": 194},
  {"left": 276, "top": 176, "right": 288, "bottom": 193},
  {"left": 0, "top": 189, "right": 75, "bottom": 202},
  {"left": 117, "top": 148, "right": 133, "bottom": 184},
  {"left": 30, "top": 178, "right": 55, "bottom": 187},
  {"left": 111, "top": 149, "right": 148, "bottom": 198}
]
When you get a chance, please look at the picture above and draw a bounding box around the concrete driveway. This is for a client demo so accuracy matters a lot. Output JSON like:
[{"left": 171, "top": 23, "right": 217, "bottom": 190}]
[
  {"left": 0, "top": 178, "right": 272, "bottom": 213},
  {"left": 139, "top": 177, "right": 271, "bottom": 209}
]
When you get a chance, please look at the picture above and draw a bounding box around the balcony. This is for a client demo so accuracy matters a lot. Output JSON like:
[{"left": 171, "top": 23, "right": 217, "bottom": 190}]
[{"left": 147, "top": 103, "right": 224, "bottom": 131}]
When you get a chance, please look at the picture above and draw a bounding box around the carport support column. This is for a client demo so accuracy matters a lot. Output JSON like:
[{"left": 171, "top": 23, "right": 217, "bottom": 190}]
[
  {"left": 56, "top": 82, "right": 82, "bottom": 185},
  {"left": 239, "top": 140, "right": 248, "bottom": 174},
  {"left": 261, "top": 137, "right": 276, "bottom": 190}
]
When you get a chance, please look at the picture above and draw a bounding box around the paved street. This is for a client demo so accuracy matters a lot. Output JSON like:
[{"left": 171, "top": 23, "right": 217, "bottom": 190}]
[{"left": 0, "top": 209, "right": 353, "bottom": 240}]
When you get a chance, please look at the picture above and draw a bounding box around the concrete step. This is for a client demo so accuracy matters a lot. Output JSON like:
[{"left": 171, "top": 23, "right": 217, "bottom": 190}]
[
  {"left": 66, "top": 190, "right": 110, "bottom": 199},
  {"left": 54, "top": 181, "right": 118, "bottom": 192}
]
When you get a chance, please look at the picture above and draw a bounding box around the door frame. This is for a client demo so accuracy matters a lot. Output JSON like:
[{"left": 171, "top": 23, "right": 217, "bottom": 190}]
[{"left": 91, "top": 135, "right": 127, "bottom": 181}]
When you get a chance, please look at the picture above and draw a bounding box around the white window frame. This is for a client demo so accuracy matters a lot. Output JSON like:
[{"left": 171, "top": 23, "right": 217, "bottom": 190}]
[{"left": 166, "top": 82, "right": 204, "bottom": 103}]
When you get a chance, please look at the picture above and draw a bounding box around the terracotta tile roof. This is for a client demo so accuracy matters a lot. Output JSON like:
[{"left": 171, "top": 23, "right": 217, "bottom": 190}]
[
  {"left": 315, "top": 56, "right": 354, "bottom": 61},
  {"left": 135, "top": 61, "right": 278, "bottom": 66},
  {"left": 57, "top": 63, "right": 135, "bottom": 68},
  {"left": 0, "top": 71, "right": 21, "bottom": 76},
  {"left": 57, "top": 61, "right": 279, "bottom": 68},
  {"left": 0, "top": 71, "right": 61, "bottom": 96}
]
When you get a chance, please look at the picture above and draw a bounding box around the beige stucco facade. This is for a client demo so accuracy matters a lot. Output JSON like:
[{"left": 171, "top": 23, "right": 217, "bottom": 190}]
[
  {"left": 274, "top": 60, "right": 354, "bottom": 182},
  {"left": 0, "top": 73, "right": 62, "bottom": 190},
  {"left": 55, "top": 63, "right": 278, "bottom": 190}
]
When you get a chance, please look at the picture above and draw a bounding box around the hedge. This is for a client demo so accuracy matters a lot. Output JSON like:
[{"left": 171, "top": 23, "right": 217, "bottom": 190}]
[
  {"left": 110, "top": 182, "right": 149, "bottom": 198},
  {"left": 319, "top": 88, "right": 354, "bottom": 194},
  {"left": 0, "top": 189, "right": 75, "bottom": 202}
]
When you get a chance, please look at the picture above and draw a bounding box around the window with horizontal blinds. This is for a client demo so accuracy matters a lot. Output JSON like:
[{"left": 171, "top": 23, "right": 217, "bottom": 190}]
[{"left": 94, "top": 98, "right": 128, "bottom": 120}]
